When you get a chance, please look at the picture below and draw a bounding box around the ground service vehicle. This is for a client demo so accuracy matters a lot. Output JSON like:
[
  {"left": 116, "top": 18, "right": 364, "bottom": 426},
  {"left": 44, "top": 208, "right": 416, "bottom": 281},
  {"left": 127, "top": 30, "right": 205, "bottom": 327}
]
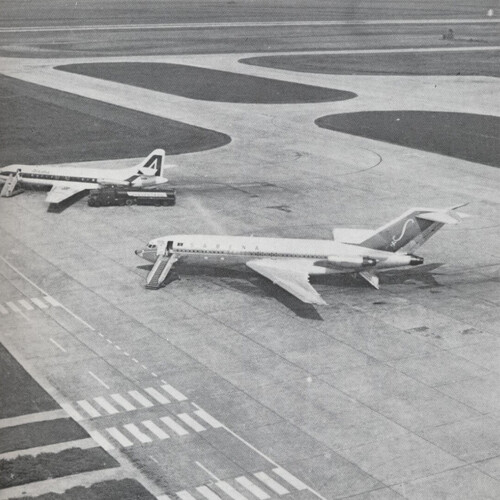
[{"left": 88, "top": 186, "right": 176, "bottom": 207}]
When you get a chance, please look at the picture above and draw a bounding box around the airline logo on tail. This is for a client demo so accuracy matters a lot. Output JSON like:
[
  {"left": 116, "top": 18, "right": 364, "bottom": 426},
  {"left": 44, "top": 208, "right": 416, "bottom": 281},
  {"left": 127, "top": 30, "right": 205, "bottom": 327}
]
[
  {"left": 390, "top": 218, "right": 415, "bottom": 248},
  {"left": 138, "top": 150, "right": 165, "bottom": 177}
]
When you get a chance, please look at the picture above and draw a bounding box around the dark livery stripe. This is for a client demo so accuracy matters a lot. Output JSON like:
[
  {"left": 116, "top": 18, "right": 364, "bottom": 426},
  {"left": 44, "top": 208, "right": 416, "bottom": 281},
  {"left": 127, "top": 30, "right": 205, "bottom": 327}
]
[{"left": 1, "top": 171, "right": 100, "bottom": 183}]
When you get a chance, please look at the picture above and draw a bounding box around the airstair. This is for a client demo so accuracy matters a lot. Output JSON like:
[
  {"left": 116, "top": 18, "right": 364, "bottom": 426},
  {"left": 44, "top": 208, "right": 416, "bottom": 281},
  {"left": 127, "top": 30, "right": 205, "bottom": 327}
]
[
  {"left": 1, "top": 171, "right": 24, "bottom": 198},
  {"left": 145, "top": 254, "right": 177, "bottom": 289}
]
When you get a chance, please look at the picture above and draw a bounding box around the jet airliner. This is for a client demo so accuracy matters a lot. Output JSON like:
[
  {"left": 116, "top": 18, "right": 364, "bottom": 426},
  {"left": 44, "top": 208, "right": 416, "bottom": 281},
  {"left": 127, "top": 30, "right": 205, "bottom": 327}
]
[
  {"left": 0, "top": 149, "right": 172, "bottom": 204},
  {"left": 136, "top": 205, "right": 468, "bottom": 304}
]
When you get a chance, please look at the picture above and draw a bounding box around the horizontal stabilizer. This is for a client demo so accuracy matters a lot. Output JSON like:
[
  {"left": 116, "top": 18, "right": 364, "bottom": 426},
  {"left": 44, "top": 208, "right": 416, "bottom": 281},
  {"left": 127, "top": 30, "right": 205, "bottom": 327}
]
[
  {"left": 333, "top": 228, "right": 376, "bottom": 244},
  {"left": 417, "top": 211, "right": 460, "bottom": 225}
]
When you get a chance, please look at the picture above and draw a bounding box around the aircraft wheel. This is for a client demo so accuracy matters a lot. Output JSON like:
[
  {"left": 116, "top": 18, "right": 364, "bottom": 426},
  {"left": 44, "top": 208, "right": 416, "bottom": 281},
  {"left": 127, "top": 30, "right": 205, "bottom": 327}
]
[{"left": 125, "top": 199, "right": 134, "bottom": 206}]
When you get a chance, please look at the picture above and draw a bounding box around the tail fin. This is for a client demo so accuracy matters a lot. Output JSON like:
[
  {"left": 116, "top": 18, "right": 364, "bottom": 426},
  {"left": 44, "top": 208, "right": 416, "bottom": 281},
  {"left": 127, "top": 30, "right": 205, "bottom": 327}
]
[
  {"left": 360, "top": 204, "right": 469, "bottom": 252},
  {"left": 136, "top": 149, "right": 166, "bottom": 177}
]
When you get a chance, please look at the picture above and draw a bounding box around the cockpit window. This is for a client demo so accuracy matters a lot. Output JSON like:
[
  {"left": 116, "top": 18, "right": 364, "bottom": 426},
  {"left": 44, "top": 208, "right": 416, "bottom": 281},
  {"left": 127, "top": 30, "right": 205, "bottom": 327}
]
[{"left": 147, "top": 243, "right": 157, "bottom": 249}]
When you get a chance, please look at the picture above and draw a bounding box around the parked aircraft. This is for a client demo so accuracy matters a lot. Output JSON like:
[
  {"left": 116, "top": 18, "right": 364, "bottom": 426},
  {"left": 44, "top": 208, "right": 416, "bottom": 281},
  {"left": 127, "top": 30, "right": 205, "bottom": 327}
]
[
  {"left": 0, "top": 149, "right": 171, "bottom": 204},
  {"left": 136, "top": 205, "right": 468, "bottom": 304}
]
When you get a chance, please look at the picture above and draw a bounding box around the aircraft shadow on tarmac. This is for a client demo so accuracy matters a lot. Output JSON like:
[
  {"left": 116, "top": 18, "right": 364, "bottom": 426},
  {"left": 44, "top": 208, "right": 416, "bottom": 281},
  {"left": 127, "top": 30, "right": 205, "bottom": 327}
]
[{"left": 137, "top": 262, "right": 445, "bottom": 320}]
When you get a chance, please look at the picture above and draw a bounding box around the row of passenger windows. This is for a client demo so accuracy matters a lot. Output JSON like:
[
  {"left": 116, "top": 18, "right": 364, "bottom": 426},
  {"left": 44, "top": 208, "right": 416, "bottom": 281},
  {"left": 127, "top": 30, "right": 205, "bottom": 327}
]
[
  {"left": 176, "top": 248, "right": 321, "bottom": 258},
  {"left": 21, "top": 173, "right": 97, "bottom": 182}
]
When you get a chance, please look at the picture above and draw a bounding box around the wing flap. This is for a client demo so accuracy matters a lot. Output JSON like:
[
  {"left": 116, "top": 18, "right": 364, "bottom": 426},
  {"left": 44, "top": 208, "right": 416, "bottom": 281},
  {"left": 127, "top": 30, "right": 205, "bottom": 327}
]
[
  {"left": 246, "top": 259, "right": 326, "bottom": 305},
  {"left": 45, "top": 184, "right": 85, "bottom": 204}
]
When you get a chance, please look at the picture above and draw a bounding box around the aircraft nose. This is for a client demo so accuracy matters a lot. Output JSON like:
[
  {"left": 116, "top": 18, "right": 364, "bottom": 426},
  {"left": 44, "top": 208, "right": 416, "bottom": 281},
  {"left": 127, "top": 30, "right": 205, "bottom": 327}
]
[{"left": 409, "top": 255, "right": 424, "bottom": 266}]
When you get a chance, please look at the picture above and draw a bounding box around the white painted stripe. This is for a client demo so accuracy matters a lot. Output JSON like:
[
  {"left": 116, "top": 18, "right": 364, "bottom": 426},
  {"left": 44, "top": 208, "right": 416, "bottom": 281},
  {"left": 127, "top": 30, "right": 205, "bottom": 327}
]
[
  {"left": 60, "top": 403, "right": 83, "bottom": 422},
  {"left": 145, "top": 387, "right": 170, "bottom": 404},
  {"left": 106, "top": 427, "right": 133, "bottom": 447},
  {"left": 124, "top": 423, "right": 153, "bottom": 443},
  {"left": 77, "top": 400, "right": 101, "bottom": 418},
  {"left": 254, "top": 473, "right": 288, "bottom": 495},
  {"left": 128, "top": 390, "right": 154, "bottom": 408},
  {"left": 31, "top": 297, "right": 48, "bottom": 309},
  {"left": 88, "top": 371, "right": 110, "bottom": 390},
  {"left": 18, "top": 299, "right": 34, "bottom": 311},
  {"left": 110, "top": 393, "right": 136, "bottom": 411},
  {"left": 89, "top": 430, "right": 114, "bottom": 451},
  {"left": 160, "top": 416, "right": 189, "bottom": 436},
  {"left": 49, "top": 338, "right": 66, "bottom": 353},
  {"left": 216, "top": 481, "right": 249, "bottom": 500},
  {"left": 161, "top": 384, "right": 187, "bottom": 401},
  {"left": 142, "top": 420, "right": 169, "bottom": 440},
  {"left": 176, "top": 491, "right": 197, "bottom": 500},
  {"left": 94, "top": 396, "right": 119, "bottom": 415},
  {"left": 0, "top": 303, "right": 8, "bottom": 315},
  {"left": 197, "top": 485, "right": 223, "bottom": 500},
  {"left": 194, "top": 409, "right": 223, "bottom": 428},
  {"left": 272, "top": 467, "right": 307, "bottom": 491},
  {"left": 6, "top": 301, "right": 21, "bottom": 313},
  {"left": 156, "top": 495, "right": 172, "bottom": 500},
  {"left": 177, "top": 413, "right": 206, "bottom": 432},
  {"left": 44, "top": 295, "right": 61, "bottom": 307},
  {"left": 235, "top": 477, "right": 270, "bottom": 500}
]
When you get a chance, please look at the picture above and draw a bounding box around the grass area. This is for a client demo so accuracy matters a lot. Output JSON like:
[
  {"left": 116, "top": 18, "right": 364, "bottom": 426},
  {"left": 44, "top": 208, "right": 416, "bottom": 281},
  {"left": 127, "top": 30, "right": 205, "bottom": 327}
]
[
  {"left": 0, "top": 418, "right": 88, "bottom": 454},
  {"left": 0, "top": 74, "right": 230, "bottom": 167},
  {"left": 0, "top": 342, "right": 59, "bottom": 419},
  {"left": 10, "top": 478, "right": 156, "bottom": 499},
  {"left": 315, "top": 111, "right": 500, "bottom": 167},
  {"left": 241, "top": 50, "right": 500, "bottom": 77},
  {"left": 57, "top": 63, "right": 357, "bottom": 104},
  {"left": 0, "top": 447, "right": 118, "bottom": 489}
]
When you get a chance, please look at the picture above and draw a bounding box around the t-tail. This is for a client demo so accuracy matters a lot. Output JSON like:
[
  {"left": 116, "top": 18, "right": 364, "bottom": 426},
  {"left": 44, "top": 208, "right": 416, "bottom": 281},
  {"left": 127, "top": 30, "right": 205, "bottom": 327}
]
[{"left": 359, "top": 204, "right": 469, "bottom": 253}]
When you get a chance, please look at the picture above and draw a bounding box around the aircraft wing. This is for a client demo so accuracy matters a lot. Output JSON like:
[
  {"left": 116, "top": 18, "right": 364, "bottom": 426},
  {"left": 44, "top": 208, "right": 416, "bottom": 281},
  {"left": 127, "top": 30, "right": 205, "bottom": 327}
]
[
  {"left": 45, "top": 184, "right": 85, "bottom": 204},
  {"left": 246, "top": 259, "right": 327, "bottom": 305}
]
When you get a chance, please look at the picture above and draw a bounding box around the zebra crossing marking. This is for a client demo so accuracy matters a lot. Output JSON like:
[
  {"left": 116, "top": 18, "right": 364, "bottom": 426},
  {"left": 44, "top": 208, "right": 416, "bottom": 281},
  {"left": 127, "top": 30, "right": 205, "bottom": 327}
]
[
  {"left": 110, "top": 393, "right": 136, "bottom": 411},
  {"left": 235, "top": 477, "right": 270, "bottom": 500}
]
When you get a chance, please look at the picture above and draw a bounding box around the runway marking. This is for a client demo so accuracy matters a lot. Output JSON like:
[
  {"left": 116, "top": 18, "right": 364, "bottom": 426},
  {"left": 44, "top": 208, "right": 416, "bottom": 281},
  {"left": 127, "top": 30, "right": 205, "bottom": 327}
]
[
  {"left": 31, "top": 297, "right": 48, "bottom": 309},
  {"left": 254, "top": 473, "right": 289, "bottom": 496},
  {"left": 77, "top": 400, "right": 101, "bottom": 418},
  {"left": 160, "top": 416, "right": 189, "bottom": 436},
  {"left": 19, "top": 299, "right": 34, "bottom": 311},
  {"left": 195, "top": 461, "right": 220, "bottom": 481},
  {"left": 273, "top": 468, "right": 307, "bottom": 491},
  {"left": 115, "top": 345, "right": 121, "bottom": 351},
  {"left": 0, "top": 303, "right": 8, "bottom": 315},
  {"left": 235, "top": 477, "right": 270, "bottom": 500},
  {"left": 177, "top": 413, "right": 206, "bottom": 432},
  {"left": 197, "top": 486, "right": 222, "bottom": 500},
  {"left": 88, "top": 370, "right": 110, "bottom": 390},
  {"left": 142, "top": 420, "right": 170, "bottom": 440},
  {"left": 44, "top": 295, "right": 61, "bottom": 307},
  {"left": 161, "top": 383, "right": 187, "bottom": 401},
  {"left": 216, "top": 481, "right": 249, "bottom": 500},
  {"left": 89, "top": 430, "right": 114, "bottom": 451},
  {"left": 194, "top": 409, "right": 223, "bottom": 429},
  {"left": 128, "top": 390, "right": 154, "bottom": 408},
  {"left": 60, "top": 403, "right": 83, "bottom": 421},
  {"left": 124, "top": 423, "right": 153, "bottom": 443},
  {"left": 145, "top": 387, "right": 170, "bottom": 404},
  {"left": 132, "top": 358, "right": 139, "bottom": 363},
  {"left": 94, "top": 396, "right": 119, "bottom": 415},
  {"left": 110, "top": 393, "right": 136, "bottom": 411},
  {"left": 7, "top": 301, "right": 21, "bottom": 313},
  {"left": 106, "top": 427, "right": 133, "bottom": 447},
  {"left": 176, "top": 491, "right": 197, "bottom": 500},
  {"left": 157, "top": 495, "right": 172, "bottom": 500},
  {"left": 49, "top": 338, "right": 66, "bottom": 353},
  {"left": 2, "top": 18, "right": 499, "bottom": 34}
]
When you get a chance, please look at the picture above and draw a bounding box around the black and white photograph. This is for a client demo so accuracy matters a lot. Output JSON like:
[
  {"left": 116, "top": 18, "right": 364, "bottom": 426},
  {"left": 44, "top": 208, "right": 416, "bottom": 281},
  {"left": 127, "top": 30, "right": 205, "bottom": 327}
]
[{"left": 0, "top": 1, "right": 499, "bottom": 499}]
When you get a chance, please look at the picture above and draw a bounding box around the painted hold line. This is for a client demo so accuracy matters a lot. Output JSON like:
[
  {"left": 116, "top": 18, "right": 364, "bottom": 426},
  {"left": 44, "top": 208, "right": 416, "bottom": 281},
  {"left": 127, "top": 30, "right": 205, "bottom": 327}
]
[
  {"left": 49, "top": 338, "right": 66, "bottom": 353},
  {"left": 88, "top": 371, "right": 110, "bottom": 390}
]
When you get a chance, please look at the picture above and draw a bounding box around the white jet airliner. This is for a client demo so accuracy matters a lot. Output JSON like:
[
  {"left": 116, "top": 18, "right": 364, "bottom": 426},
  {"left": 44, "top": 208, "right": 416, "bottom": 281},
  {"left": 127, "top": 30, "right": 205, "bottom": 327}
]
[
  {"left": 0, "top": 149, "right": 171, "bottom": 204},
  {"left": 136, "top": 205, "right": 468, "bottom": 304}
]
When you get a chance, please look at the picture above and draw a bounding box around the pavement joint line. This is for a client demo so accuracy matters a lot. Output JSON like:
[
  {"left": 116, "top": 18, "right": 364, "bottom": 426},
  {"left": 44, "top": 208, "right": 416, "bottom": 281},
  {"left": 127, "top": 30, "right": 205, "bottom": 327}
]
[
  {"left": 1, "top": 19, "right": 500, "bottom": 34},
  {"left": 88, "top": 370, "right": 110, "bottom": 390},
  {"left": 49, "top": 337, "right": 67, "bottom": 352},
  {"left": 0, "top": 256, "right": 96, "bottom": 331},
  {"left": 195, "top": 461, "right": 221, "bottom": 482},
  {"left": 0, "top": 409, "right": 68, "bottom": 429}
]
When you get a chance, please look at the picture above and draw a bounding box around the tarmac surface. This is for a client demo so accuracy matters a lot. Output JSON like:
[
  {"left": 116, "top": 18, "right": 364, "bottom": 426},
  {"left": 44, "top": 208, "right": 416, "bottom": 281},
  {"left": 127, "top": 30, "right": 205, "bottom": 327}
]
[{"left": 0, "top": 3, "right": 499, "bottom": 500}]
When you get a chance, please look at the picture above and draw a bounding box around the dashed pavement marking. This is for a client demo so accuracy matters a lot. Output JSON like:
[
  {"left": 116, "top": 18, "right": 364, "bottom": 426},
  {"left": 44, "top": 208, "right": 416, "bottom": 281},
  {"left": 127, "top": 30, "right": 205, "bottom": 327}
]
[
  {"left": 254, "top": 472, "right": 289, "bottom": 496},
  {"left": 235, "top": 477, "right": 270, "bottom": 500},
  {"left": 145, "top": 387, "right": 170, "bottom": 404},
  {"left": 216, "top": 481, "right": 249, "bottom": 500},
  {"left": 110, "top": 393, "right": 136, "bottom": 411},
  {"left": 160, "top": 416, "right": 189, "bottom": 436},
  {"left": 177, "top": 413, "right": 206, "bottom": 432},
  {"left": 94, "top": 396, "right": 119, "bottom": 415},
  {"left": 161, "top": 383, "right": 187, "bottom": 401},
  {"left": 76, "top": 400, "right": 101, "bottom": 418},
  {"left": 142, "top": 420, "right": 170, "bottom": 440},
  {"left": 128, "top": 390, "right": 154, "bottom": 408},
  {"left": 197, "top": 485, "right": 223, "bottom": 500},
  {"left": 31, "top": 297, "right": 48, "bottom": 309},
  {"left": 124, "top": 423, "right": 153, "bottom": 444},
  {"left": 106, "top": 427, "right": 133, "bottom": 447}
]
